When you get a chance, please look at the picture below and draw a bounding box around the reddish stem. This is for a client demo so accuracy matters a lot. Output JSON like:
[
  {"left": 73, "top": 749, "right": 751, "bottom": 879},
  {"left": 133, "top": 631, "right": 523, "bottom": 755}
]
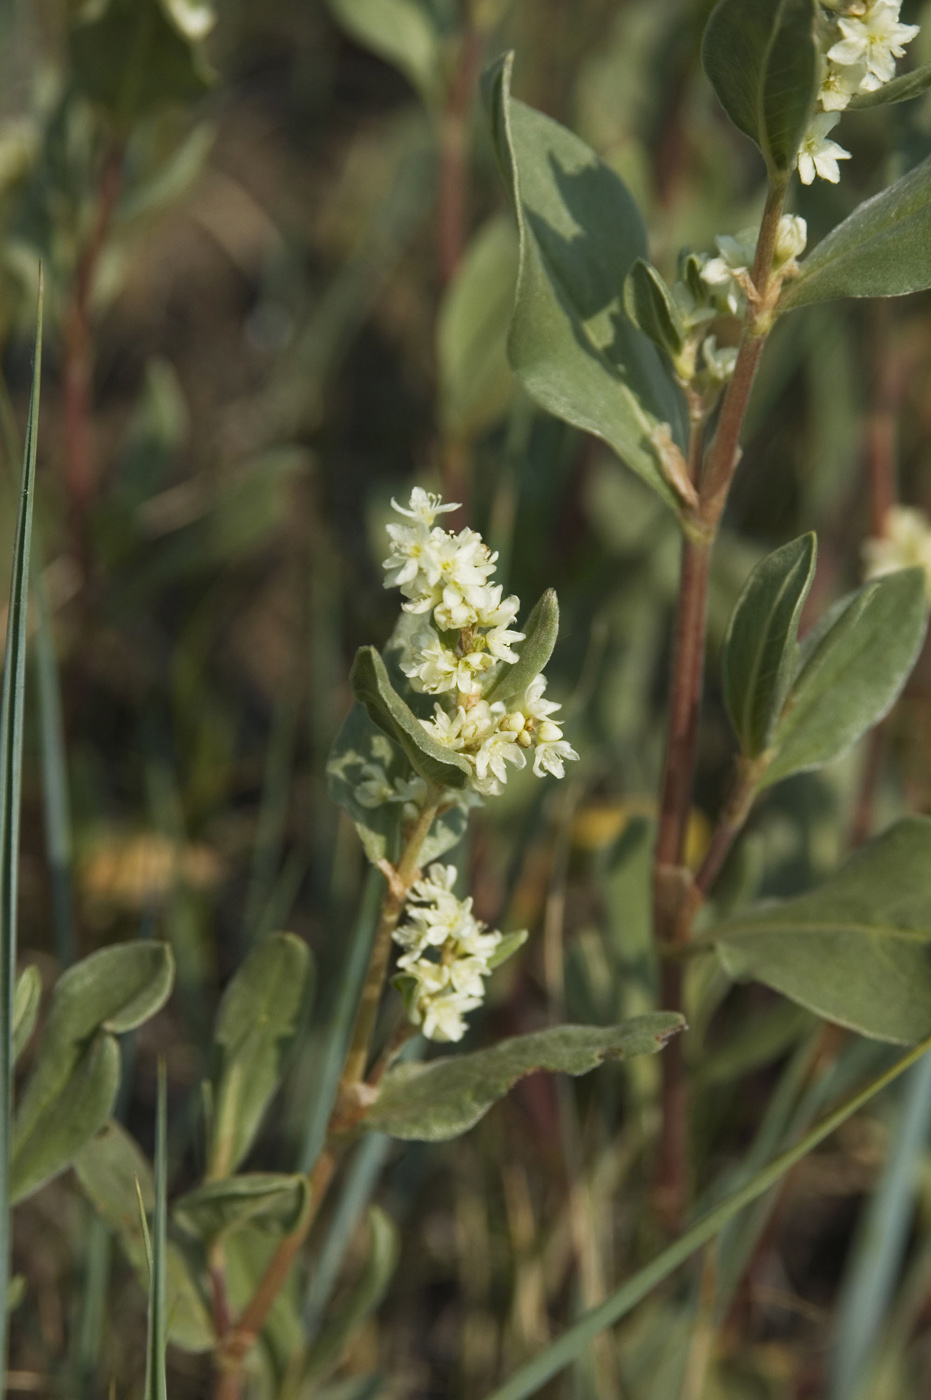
[{"left": 62, "top": 143, "right": 122, "bottom": 565}]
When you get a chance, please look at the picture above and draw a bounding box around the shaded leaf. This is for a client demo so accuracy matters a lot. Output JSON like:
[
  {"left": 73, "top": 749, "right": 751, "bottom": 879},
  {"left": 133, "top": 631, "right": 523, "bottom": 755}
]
[
  {"left": 325, "top": 0, "right": 448, "bottom": 106},
  {"left": 781, "top": 155, "right": 931, "bottom": 310},
  {"left": 304, "top": 1206, "right": 400, "bottom": 1384},
  {"left": 365, "top": 1015, "right": 684, "bottom": 1140},
  {"left": 12, "top": 965, "right": 40, "bottom": 1063},
  {"left": 350, "top": 646, "right": 471, "bottom": 789},
  {"left": 173, "top": 1173, "right": 309, "bottom": 1241},
  {"left": 714, "top": 817, "right": 931, "bottom": 1043},
  {"left": 764, "top": 568, "right": 927, "bottom": 785},
  {"left": 74, "top": 1121, "right": 214, "bottom": 1351},
  {"left": 210, "top": 932, "right": 312, "bottom": 1176},
  {"left": 485, "top": 53, "right": 687, "bottom": 509},
  {"left": 11, "top": 1031, "right": 120, "bottom": 1202},
  {"left": 438, "top": 213, "right": 518, "bottom": 440},
  {"left": 701, "top": 0, "right": 819, "bottom": 174},
  {"left": 623, "top": 259, "right": 686, "bottom": 361},
  {"left": 722, "top": 533, "right": 817, "bottom": 757},
  {"left": 70, "top": 0, "right": 213, "bottom": 123},
  {"left": 483, "top": 589, "right": 559, "bottom": 703}
]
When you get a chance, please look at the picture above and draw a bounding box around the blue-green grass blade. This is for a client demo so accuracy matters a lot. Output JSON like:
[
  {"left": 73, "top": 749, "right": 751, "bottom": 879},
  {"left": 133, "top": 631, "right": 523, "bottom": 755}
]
[
  {"left": 0, "top": 276, "right": 42, "bottom": 1386},
  {"left": 483, "top": 1031, "right": 931, "bottom": 1400},
  {"left": 144, "top": 1061, "right": 168, "bottom": 1400}
]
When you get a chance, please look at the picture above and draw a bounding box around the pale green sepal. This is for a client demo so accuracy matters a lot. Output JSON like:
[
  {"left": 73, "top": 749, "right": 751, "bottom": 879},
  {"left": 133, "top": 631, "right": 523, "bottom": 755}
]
[{"left": 487, "top": 929, "right": 528, "bottom": 970}]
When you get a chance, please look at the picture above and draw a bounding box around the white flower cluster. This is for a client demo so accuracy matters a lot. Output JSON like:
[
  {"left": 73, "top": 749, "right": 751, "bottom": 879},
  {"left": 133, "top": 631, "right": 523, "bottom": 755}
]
[
  {"left": 700, "top": 216, "right": 807, "bottom": 321},
  {"left": 863, "top": 505, "right": 931, "bottom": 601},
  {"left": 383, "top": 489, "right": 578, "bottom": 796},
  {"left": 800, "top": 2, "right": 920, "bottom": 184},
  {"left": 392, "top": 863, "right": 516, "bottom": 1042}
]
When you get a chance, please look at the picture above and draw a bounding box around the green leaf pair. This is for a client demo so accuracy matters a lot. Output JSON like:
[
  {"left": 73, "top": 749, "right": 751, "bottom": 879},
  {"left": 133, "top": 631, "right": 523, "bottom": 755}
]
[
  {"left": 365, "top": 1015, "right": 684, "bottom": 1140},
  {"left": 13, "top": 941, "right": 175, "bottom": 1203},
  {"left": 723, "top": 535, "right": 927, "bottom": 784}
]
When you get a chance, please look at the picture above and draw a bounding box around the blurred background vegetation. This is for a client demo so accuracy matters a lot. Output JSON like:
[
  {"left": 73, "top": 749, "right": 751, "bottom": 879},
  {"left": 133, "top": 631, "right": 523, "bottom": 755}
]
[{"left": 6, "top": 0, "right": 931, "bottom": 1396}]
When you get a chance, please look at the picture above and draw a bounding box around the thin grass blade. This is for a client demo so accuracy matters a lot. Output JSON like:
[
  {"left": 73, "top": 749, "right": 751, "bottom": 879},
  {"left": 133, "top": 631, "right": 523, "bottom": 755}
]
[
  {"left": 483, "top": 1031, "right": 931, "bottom": 1400},
  {"left": 32, "top": 554, "right": 75, "bottom": 967},
  {"left": 144, "top": 1060, "right": 168, "bottom": 1400},
  {"left": 0, "top": 277, "right": 42, "bottom": 1388}
]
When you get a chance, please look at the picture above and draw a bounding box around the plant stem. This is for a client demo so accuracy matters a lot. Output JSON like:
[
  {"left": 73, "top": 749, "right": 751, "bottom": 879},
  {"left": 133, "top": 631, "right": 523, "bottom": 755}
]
[
  {"left": 694, "top": 758, "right": 763, "bottom": 899},
  {"left": 652, "top": 179, "right": 788, "bottom": 1226},
  {"left": 337, "top": 795, "right": 441, "bottom": 1094}
]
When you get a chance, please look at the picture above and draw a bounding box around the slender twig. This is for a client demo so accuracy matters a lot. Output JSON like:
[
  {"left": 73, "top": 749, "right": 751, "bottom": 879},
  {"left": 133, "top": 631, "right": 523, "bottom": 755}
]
[
  {"left": 652, "top": 179, "right": 789, "bottom": 1226},
  {"left": 694, "top": 757, "right": 764, "bottom": 899}
]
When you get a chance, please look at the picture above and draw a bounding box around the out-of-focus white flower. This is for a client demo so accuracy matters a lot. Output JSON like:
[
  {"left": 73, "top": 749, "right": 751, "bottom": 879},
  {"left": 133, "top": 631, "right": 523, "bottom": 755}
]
[
  {"left": 774, "top": 215, "right": 807, "bottom": 268},
  {"left": 701, "top": 335, "right": 738, "bottom": 384},
  {"left": 797, "top": 113, "right": 851, "bottom": 184},
  {"left": 863, "top": 505, "right": 931, "bottom": 601},
  {"left": 828, "top": 1, "right": 919, "bottom": 89},
  {"left": 819, "top": 56, "right": 869, "bottom": 109}
]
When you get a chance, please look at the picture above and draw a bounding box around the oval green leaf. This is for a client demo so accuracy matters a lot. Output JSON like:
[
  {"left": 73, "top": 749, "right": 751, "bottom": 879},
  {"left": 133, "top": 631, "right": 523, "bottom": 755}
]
[
  {"left": 325, "top": 0, "right": 447, "bottom": 106},
  {"left": 781, "top": 155, "right": 931, "bottom": 310},
  {"left": 484, "top": 53, "right": 687, "bottom": 510},
  {"left": 173, "top": 1173, "right": 310, "bottom": 1241},
  {"left": 350, "top": 645, "right": 471, "bottom": 790},
  {"left": 483, "top": 589, "right": 559, "bottom": 704},
  {"left": 210, "top": 931, "right": 313, "bottom": 1177},
  {"left": 438, "top": 214, "right": 518, "bottom": 440},
  {"left": 701, "top": 0, "right": 820, "bottom": 175},
  {"left": 11, "top": 1031, "right": 120, "bottom": 1202},
  {"left": 763, "top": 567, "right": 927, "bottom": 785},
  {"left": 848, "top": 60, "right": 931, "bottom": 108},
  {"left": 365, "top": 1015, "right": 684, "bottom": 1140},
  {"left": 623, "top": 259, "right": 686, "bottom": 360},
  {"left": 722, "top": 533, "right": 817, "bottom": 757},
  {"left": 714, "top": 817, "right": 931, "bottom": 1043}
]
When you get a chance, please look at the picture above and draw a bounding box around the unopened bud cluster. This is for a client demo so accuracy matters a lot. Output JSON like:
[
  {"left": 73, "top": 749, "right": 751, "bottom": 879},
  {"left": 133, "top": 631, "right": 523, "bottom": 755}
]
[
  {"left": 800, "top": 2, "right": 919, "bottom": 185},
  {"left": 381, "top": 489, "right": 578, "bottom": 796},
  {"left": 392, "top": 863, "right": 519, "bottom": 1043}
]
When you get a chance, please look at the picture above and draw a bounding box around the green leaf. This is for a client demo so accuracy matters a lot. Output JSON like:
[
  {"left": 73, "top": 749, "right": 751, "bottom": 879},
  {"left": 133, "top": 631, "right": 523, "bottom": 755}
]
[
  {"left": 848, "top": 60, "right": 931, "bottom": 109},
  {"left": 70, "top": 0, "right": 213, "bottom": 124},
  {"left": 173, "top": 1173, "right": 310, "bottom": 1241},
  {"left": 325, "top": 0, "right": 448, "bottom": 106},
  {"left": 0, "top": 277, "right": 41, "bottom": 1372},
  {"left": 350, "top": 646, "right": 471, "bottom": 789},
  {"left": 763, "top": 568, "right": 927, "bottom": 785},
  {"left": 483, "top": 589, "right": 560, "bottom": 703},
  {"left": 303, "top": 1207, "right": 400, "bottom": 1385},
  {"left": 11, "top": 942, "right": 174, "bottom": 1200},
  {"left": 487, "top": 928, "right": 528, "bottom": 970},
  {"left": 484, "top": 53, "right": 688, "bottom": 510},
  {"left": 713, "top": 817, "right": 931, "bottom": 1043},
  {"left": 483, "top": 1030, "right": 931, "bottom": 1400},
  {"left": 781, "top": 155, "right": 931, "bottom": 310},
  {"left": 722, "top": 533, "right": 817, "bottom": 757},
  {"left": 12, "top": 965, "right": 40, "bottom": 1063},
  {"left": 143, "top": 1063, "right": 168, "bottom": 1400},
  {"left": 365, "top": 1015, "right": 684, "bottom": 1140},
  {"left": 73, "top": 1120, "right": 214, "bottom": 1351},
  {"left": 438, "top": 214, "right": 518, "bottom": 440},
  {"left": 701, "top": 0, "right": 819, "bottom": 175},
  {"left": 210, "top": 932, "right": 312, "bottom": 1177},
  {"left": 623, "top": 259, "right": 686, "bottom": 361},
  {"left": 11, "top": 1032, "right": 120, "bottom": 1203}
]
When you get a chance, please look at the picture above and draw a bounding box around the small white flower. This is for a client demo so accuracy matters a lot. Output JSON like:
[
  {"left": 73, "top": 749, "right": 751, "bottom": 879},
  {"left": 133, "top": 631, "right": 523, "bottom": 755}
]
[
  {"left": 774, "top": 214, "right": 807, "bottom": 268},
  {"left": 863, "top": 505, "right": 931, "bottom": 602},
  {"left": 533, "top": 738, "right": 580, "bottom": 779},
  {"left": 521, "top": 673, "right": 561, "bottom": 722},
  {"left": 828, "top": 1, "right": 919, "bottom": 88},
  {"left": 420, "top": 704, "right": 465, "bottom": 750},
  {"left": 391, "top": 488, "right": 460, "bottom": 525},
  {"left": 421, "top": 991, "right": 478, "bottom": 1043},
  {"left": 402, "top": 634, "right": 490, "bottom": 695},
  {"left": 701, "top": 335, "right": 738, "bottom": 383},
  {"left": 797, "top": 113, "right": 851, "bottom": 184},
  {"left": 474, "top": 729, "right": 526, "bottom": 786},
  {"left": 819, "top": 57, "right": 869, "bottom": 110}
]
